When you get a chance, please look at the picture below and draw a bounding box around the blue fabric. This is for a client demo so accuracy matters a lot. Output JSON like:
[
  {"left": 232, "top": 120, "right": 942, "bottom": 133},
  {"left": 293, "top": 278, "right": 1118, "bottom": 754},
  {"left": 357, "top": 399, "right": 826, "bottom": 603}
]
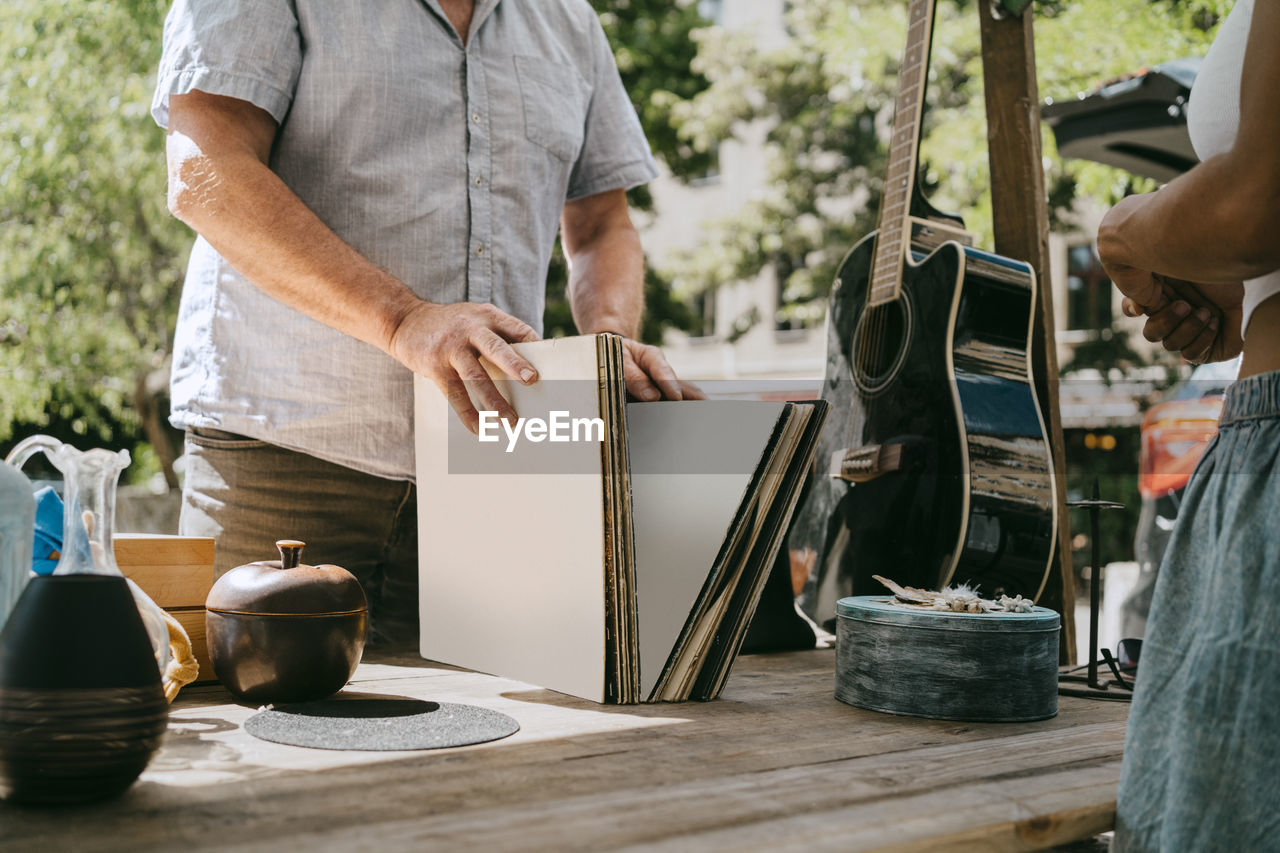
[
  {"left": 31, "top": 486, "right": 62, "bottom": 575},
  {"left": 1114, "top": 369, "right": 1280, "bottom": 851}
]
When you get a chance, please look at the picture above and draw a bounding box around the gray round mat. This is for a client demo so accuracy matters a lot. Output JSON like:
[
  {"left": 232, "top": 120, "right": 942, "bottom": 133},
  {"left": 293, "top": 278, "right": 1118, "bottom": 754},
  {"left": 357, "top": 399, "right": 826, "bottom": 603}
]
[{"left": 243, "top": 696, "right": 520, "bottom": 751}]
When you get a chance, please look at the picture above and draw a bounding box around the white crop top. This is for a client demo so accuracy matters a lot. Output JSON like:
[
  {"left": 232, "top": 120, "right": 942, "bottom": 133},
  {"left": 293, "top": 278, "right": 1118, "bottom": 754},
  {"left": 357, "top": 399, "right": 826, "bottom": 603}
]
[{"left": 1186, "top": 0, "right": 1280, "bottom": 336}]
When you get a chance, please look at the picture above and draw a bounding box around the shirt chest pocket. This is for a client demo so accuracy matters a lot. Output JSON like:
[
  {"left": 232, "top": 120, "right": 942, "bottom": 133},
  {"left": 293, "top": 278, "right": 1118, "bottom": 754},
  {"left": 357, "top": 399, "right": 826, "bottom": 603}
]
[{"left": 513, "top": 55, "right": 588, "bottom": 162}]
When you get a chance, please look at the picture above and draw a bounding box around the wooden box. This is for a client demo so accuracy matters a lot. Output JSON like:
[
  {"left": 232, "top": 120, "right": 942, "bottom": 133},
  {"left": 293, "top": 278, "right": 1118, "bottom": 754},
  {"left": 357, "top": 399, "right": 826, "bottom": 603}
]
[{"left": 114, "top": 534, "right": 217, "bottom": 684}]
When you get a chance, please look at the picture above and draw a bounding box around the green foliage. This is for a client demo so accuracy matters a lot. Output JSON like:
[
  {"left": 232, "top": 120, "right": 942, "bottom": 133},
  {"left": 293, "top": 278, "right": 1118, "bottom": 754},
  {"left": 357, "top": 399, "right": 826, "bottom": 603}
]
[
  {"left": 1, "top": 0, "right": 708, "bottom": 454},
  {"left": 543, "top": 0, "right": 711, "bottom": 343},
  {"left": 0, "top": 0, "right": 189, "bottom": 446},
  {"left": 596, "top": 0, "right": 717, "bottom": 208},
  {"left": 664, "top": 0, "right": 1225, "bottom": 327}
]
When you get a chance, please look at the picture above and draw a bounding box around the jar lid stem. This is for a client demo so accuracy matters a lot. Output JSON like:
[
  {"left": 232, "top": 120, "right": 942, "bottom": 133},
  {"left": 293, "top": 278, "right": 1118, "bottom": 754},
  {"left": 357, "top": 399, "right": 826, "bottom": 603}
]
[{"left": 276, "top": 540, "right": 305, "bottom": 569}]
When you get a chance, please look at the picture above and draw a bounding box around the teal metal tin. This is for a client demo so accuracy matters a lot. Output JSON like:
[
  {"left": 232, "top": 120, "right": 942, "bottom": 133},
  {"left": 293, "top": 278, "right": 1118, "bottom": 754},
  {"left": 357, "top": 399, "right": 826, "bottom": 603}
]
[{"left": 835, "top": 596, "right": 1060, "bottom": 722}]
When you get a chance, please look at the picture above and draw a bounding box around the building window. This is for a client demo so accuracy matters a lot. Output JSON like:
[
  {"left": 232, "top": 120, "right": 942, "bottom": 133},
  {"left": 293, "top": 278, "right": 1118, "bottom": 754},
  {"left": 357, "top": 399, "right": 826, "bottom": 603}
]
[
  {"left": 773, "top": 254, "right": 822, "bottom": 332},
  {"left": 774, "top": 254, "right": 796, "bottom": 332},
  {"left": 1066, "top": 243, "right": 1112, "bottom": 331},
  {"left": 689, "top": 141, "right": 721, "bottom": 187},
  {"left": 694, "top": 289, "right": 717, "bottom": 338}
]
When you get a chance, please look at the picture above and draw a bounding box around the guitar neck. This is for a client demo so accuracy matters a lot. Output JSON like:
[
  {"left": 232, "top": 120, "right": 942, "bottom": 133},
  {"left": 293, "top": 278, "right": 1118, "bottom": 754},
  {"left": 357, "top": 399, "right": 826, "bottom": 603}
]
[{"left": 869, "top": 0, "right": 938, "bottom": 308}]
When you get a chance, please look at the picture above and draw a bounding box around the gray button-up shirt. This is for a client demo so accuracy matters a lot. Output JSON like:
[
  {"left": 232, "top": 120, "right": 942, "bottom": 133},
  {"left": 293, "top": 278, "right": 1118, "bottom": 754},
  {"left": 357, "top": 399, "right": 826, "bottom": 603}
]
[{"left": 152, "top": 0, "right": 658, "bottom": 480}]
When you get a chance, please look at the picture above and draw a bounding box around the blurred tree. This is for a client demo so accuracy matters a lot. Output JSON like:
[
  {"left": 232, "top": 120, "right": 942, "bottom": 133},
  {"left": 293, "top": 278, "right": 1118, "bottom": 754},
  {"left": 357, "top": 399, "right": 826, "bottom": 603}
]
[
  {"left": 663, "top": 0, "right": 1227, "bottom": 331},
  {"left": 1, "top": 0, "right": 710, "bottom": 464},
  {"left": 0, "top": 0, "right": 186, "bottom": 453}
]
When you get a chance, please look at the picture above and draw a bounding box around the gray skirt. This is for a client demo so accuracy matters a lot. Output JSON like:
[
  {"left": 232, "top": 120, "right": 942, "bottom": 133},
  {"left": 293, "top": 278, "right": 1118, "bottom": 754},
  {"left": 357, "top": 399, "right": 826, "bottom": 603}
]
[{"left": 1114, "top": 370, "right": 1280, "bottom": 851}]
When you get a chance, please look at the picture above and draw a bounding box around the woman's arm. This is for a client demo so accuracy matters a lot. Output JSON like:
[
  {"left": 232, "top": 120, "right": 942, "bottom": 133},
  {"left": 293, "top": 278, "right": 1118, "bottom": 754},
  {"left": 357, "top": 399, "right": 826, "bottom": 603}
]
[
  {"left": 1097, "top": 2, "right": 1280, "bottom": 293},
  {"left": 1096, "top": 2, "right": 1280, "bottom": 363}
]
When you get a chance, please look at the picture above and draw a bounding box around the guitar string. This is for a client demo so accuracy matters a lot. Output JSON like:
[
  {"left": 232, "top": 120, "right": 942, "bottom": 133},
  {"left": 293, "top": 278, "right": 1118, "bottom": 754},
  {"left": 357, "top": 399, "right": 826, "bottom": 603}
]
[
  {"left": 878, "top": 2, "right": 928, "bottom": 390},
  {"left": 848, "top": 0, "right": 932, "bottom": 463}
]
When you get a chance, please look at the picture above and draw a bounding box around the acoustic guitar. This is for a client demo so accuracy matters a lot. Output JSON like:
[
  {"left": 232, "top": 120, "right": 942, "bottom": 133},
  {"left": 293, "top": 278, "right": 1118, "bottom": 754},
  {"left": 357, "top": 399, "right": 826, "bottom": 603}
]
[{"left": 788, "top": 0, "right": 1057, "bottom": 624}]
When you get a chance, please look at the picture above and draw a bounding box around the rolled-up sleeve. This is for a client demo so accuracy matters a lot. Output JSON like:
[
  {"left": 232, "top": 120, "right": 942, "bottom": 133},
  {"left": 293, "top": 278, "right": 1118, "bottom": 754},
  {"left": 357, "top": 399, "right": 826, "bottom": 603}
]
[
  {"left": 151, "top": 0, "right": 302, "bottom": 128},
  {"left": 565, "top": 17, "right": 659, "bottom": 202}
]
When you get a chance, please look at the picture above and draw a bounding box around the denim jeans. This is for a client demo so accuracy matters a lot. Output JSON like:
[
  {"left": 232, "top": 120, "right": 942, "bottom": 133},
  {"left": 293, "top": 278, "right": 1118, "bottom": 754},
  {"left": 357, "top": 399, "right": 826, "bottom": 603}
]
[
  {"left": 179, "top": 428, "right": 419, "bottom": 645},
  {"left": 1114, "top": 371, "right": 1280, "bottom": 851}
]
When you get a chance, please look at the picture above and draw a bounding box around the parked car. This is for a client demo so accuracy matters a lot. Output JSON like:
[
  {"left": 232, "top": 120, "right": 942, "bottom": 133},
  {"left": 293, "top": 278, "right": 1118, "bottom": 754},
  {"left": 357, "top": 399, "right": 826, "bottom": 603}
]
[{"left": 1122, "top": 357, "right": 1240, "bottom": 638}]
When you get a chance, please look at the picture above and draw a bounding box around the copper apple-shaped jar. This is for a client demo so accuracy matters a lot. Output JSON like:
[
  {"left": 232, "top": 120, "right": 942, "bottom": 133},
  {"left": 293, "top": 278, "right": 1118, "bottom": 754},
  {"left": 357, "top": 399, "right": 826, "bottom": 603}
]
[{"left": 206, "top": 540, "right": 368, "bottom": 704}]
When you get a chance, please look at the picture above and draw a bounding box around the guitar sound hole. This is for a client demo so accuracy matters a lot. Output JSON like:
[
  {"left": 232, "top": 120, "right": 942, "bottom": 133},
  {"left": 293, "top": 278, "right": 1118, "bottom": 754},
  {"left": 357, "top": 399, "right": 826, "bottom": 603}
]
[{"left": 853, "top": 298, "right": 911, "bottom": 395}]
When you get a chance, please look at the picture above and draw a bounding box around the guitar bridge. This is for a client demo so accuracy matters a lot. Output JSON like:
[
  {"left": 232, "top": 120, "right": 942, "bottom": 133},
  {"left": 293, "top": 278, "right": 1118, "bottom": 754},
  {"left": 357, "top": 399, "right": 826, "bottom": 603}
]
[{"left": 829, "top": 444, "right": 905, "bottom": 483}]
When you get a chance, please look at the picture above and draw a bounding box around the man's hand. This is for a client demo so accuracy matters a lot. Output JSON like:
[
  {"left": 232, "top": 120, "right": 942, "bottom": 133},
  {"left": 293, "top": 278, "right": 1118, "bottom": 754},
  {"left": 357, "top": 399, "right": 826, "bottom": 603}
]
[
  {"left": 618, "top": 336, "right": 705, "bottom": 402},
  {"left": 559, "top": 189, "right": 705, "bottom": 403},
  {"left": 388, "top": 301, "right": 541, "bottom": 433}
]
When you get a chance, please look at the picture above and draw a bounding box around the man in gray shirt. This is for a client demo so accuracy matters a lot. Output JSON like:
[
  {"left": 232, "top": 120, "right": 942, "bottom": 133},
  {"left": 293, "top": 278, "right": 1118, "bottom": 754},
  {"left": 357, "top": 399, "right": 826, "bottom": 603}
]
[{"left": 153, "top": 0, "right": 698, "bottom": 641}]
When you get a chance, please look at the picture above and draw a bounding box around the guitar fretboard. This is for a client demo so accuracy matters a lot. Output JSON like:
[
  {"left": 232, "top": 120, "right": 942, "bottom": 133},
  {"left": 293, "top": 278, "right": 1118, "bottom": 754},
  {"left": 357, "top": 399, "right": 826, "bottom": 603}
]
[{"left": 868, "top": 0, "right": 937, "bottom": 307}]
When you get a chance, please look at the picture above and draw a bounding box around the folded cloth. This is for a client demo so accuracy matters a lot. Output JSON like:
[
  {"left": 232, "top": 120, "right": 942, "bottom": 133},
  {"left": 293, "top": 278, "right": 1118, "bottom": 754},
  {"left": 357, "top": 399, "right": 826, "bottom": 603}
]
[
  {"left": 161, "top": 609, "right": 200, "bottom": 702},
  {"left": 32, "top": 486, "right": 62, "bottom": 574}
]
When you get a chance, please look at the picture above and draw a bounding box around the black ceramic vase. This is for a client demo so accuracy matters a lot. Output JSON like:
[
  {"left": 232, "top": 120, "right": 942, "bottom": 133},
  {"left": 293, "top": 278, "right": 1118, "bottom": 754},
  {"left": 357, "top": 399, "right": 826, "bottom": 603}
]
[{"left": 0, "top": 575, "right": 168, "bottom": 805}]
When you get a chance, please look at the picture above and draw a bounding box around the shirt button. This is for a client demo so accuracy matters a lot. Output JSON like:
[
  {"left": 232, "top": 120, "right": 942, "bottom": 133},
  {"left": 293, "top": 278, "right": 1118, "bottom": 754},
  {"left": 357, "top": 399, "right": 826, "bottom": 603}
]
[
  {"left": 474, "top": 177, "right": 483, "bottom": 187},
  {"left": 475, "top": 244, "right": 485, "bottom": 256},
  {"left": 472, "top": 113, "right": 481, "bottom": 123}
]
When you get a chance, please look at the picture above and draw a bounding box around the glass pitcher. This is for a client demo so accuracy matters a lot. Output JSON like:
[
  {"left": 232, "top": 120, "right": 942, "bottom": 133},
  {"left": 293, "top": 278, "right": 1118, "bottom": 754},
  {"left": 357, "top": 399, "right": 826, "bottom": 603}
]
[
  {"left": 4, "top": 436, "right": 171, "bottom": 676},
  {"left": 0, "top": 458, "right": 35, "bottom": 631}
]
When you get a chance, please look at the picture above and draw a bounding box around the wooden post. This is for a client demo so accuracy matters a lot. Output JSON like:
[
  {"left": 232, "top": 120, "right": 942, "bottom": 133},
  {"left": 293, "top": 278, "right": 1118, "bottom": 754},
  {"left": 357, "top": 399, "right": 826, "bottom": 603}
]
[{"left": 976, "top": 0, "right": 1076, "bottom": 664}]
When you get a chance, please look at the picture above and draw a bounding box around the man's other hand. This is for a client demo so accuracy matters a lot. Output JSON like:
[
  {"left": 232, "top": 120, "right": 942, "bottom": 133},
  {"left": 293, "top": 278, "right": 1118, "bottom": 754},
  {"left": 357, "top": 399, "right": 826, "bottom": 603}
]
[
  {"left": 389, "top": 302, "right": 540, "bottom": 433},
  {"left": 619, "top": 337, "right": 705, "bottom": 402}
]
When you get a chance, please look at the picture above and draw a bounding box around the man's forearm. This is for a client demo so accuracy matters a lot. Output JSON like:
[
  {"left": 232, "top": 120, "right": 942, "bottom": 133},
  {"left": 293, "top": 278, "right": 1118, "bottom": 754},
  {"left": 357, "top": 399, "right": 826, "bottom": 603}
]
[
  {"left": 568, "top": 228, "right": 645, "bottom": 338},
  {"left": 560, "top": 188, "right": 698, "bottom": 402},
  {"left": 562, "top": 189, "right": 645, "bottom": 339},
  {"left": 167, "top": 124, "right": 419, "bottom": 355}
]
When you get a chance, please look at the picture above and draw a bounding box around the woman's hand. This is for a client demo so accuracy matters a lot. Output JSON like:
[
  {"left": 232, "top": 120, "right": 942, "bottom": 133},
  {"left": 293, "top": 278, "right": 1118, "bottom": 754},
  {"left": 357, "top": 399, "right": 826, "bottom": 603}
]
[
  {"left": 1098, "top": 197, "right": 1243, "bottom": 364},
  {"left": 1119, "top": 274, "right": 1244, "bottom": 364}
]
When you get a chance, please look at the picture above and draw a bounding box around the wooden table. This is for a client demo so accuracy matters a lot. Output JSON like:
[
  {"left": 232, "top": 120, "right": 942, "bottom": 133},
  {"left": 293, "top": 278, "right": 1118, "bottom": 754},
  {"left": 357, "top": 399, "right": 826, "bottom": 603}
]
[{"left": 1, "top": 649, "right": 1128, "bottom": 852}]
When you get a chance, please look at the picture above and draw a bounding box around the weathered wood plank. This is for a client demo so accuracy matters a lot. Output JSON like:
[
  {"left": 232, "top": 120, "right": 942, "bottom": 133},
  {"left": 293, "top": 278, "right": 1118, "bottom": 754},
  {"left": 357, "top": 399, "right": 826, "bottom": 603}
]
[
  {"left": 0, "top": 650, "right": 1126, "bottom": 852},
  {"left": 3, "top": 724, "right": 1121, "bottom": 853},
  {"left": 626, "top": 763, "right": 1120, "bottom": 852}
]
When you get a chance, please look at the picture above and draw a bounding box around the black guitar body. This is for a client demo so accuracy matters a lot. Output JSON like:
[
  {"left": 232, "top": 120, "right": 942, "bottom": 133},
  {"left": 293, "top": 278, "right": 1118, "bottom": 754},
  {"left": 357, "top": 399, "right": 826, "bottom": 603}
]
[{"left": 792, "top": 228, "right": 1057, "bottom": 624}]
